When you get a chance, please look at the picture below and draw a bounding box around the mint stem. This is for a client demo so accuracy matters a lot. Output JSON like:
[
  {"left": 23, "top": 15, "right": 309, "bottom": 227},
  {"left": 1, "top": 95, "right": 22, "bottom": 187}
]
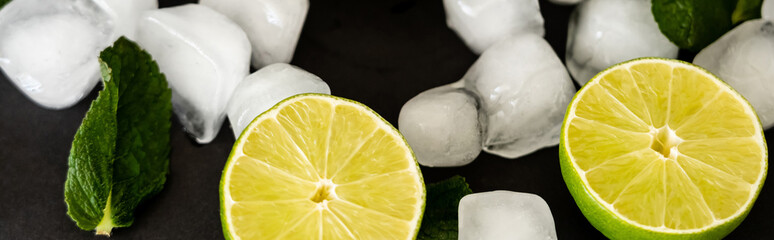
[{"left": 95, "top": 194, "right": 115, "bottom": 236}]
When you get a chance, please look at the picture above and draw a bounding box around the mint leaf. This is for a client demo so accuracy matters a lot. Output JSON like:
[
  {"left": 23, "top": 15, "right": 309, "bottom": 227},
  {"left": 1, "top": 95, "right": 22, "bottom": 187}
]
[
  {"left": 417, "top": 176, "right": 473, "bottom": 240},
  {"left": 652, "top": 0, "right": 737, "bottom": 52},
  {"left": 652, "top": 0, "right": 762, "bottom": 52},
  {"left": 102, "top": 36, "right": 172, "bottom": 229},
  {"left": 732, "top": 0, "right": 763, "bottom": 24},
  {"left": 0, "top": 0, "right": 11, "bottom": 8},
  {"left": 63, "top": 51, "right": 120, "bottom": 233},
  {"left": 65, "top": 37, "right": 172, "bottom": 235}
]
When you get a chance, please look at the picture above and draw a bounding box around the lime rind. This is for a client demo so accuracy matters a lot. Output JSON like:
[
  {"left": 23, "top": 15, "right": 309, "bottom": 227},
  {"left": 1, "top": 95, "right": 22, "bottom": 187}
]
[
  {"left": 560, "top": 58, "right": 768, "bottom": 239},
  {"left": 219, "top": 93, "right": 426, "bottom": 240}
]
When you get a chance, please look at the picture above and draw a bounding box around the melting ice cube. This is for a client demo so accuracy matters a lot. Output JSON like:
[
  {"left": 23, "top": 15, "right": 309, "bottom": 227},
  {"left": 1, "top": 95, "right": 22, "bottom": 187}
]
[
  {"left": 566, "top": 0, "right": 678, "bottom": 85},
  {"left": 443, "top": 0, "right": 544, "bottom": 54},
  {"left": 398, "top": 82, "right": 483, "bottom": 167},
  {"left": 459, "top": 191, "right": 557, "bottom": 240},
  {"left": 463, "top": 34, "right": 575, "bottom": 159},
  {"left": 136, "top": 4, "right": 251, "bottom": 144},
  {"left": 0, "top": 0, "right": 113, "bottom": 109},
  {"left": 201, "top": 0, "right": 308, "bottom": 68},
  {"left": 226, "top": 63, "right": 330, "bottom": 138}
]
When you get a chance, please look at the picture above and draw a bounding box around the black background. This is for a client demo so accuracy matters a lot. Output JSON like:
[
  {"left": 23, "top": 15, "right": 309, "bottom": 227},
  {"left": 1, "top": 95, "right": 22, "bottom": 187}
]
[{"left": 1, "top": 0, "right": 772, "bottom": 239}]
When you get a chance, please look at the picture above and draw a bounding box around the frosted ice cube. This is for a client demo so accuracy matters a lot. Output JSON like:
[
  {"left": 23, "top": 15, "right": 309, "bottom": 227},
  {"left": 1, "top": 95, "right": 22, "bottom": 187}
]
[
  {"left": 459, "top": 191, "right": 557, "bottom": 240},
  {"left": 549, "top": 0, "right": 583, "bottom": 5},
  {"left": 443, "top": 0, "right": 544, "bottom": 54},
  {"left": 226, "top": 63, "right": 330, "bottom": 138},
  {"left": 398, "top": 82, "right": 483, "bottom": 167},
  {"left": 764, "top": 0, "right": 774, "bottom": 20},
  {"left": 0, "top": 0, "right": 113, "bottom": 109},
  {"left": 136, "top": 4, "right": 251, "bottom": 144},
  {"left": 694, "top": 19, "right": 774, "bottom": 129},
  {"left": 201, "top": 0, "right": 308, "bottom": 68},
  {"left": 463, "top": 34, "right": 575, "bottom": 159},
  {"left": 566, "top": 0, "right": 678, "bottom": 85},
  {"left": 93, "top": 0, "right": 157, "bottom": 40}
]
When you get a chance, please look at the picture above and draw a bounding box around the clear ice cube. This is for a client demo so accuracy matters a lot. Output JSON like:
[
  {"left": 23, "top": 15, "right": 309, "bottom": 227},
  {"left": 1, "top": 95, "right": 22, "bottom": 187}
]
[
  {"left": 136, "top": 4, "right": 251, "bottom": 144},
  {"left": 694, "top": 19, "right": 774, "bottom": 129},
  {"left": 463, "top": 34, "right": 575, "bottom": 159},
  {"left": 459, "top": 191, "right": 557, "bottom": 240},
  {"left": 443, "top": 0, "right": 544, "bottom": 54},
  {"left": 226, "top": 63, "right": 330, "bottom": 138},
  {"left": 201, "top": 0, "right": 308, "bottom": 69},
  {"left": 0, "top": 0, "right": 113, "bottom": 109},
  {"left": 566, "top": 0, "right": 678, "bottom": 85},
  {"left": 398, "top": 82, "right": 483, "bottom": 167},
  {"left": 93, "top": 0, "right": 157, "bottom": 40}
]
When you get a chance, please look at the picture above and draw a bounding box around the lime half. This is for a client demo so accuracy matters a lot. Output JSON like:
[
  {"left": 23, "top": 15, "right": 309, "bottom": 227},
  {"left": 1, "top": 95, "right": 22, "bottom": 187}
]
[
  {"left": 220, "top": 94, "right": 425, "bottom": 239},
  {"left": 560, "top": 58, "right": 767, "bottom": 239}
]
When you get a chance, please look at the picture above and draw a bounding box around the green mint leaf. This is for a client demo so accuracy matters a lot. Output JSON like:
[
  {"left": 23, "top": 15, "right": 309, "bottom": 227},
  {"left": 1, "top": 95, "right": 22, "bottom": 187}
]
[
  {"left": 65, "top": 37, "right": 172, "bottom": 235},
  {"left": 652, "top": 0, "right": 738, "bottom": 51},
  {"left": 63, "top": 54, "right": 120, "bottom": 232},
  {"left": 417, "top": 176, "right": 473, "bottom": 240},
  {"left": 732, "top": 0, "right": 763, "bottom": 24},
  {"left": 103, "top": 36, "right": 172, "bottom": 229},
  {"left": 0, "top": 0, "right": 11, "bottom": 9}
]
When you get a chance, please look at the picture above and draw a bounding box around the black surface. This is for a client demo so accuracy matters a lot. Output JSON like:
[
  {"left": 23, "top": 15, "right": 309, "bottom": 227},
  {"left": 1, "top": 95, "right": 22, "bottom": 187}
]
[{"left": 1, "top": 0, "right": 772, "bottom": 239}]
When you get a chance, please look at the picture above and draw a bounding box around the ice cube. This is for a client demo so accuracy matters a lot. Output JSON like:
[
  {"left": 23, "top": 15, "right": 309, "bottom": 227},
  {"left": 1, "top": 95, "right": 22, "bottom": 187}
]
[
  {"left": 463, "top": 34, "right": 575, "bottom": 159},
  {"left": 764, "top": 0, "right": 774, "bottom": 20},
  {"left": 459, "top": 191, "right": 557, "bottom": 240},
  {"left": 93, "top": 0, "right": 157, "bottom": 40},
  {"left": 226, "top": 63, "right": 330, "bottom": 138},
  {"left": 398, "top": 82, "right": 483, "bottom": 167},
  {"left": 443, "top": 0, "right": 544, "bottom": 54},
  {"left": 549, "top": 0, "right": 583, "bottom": 5},
  {"left": 0, "top": 0, "right": 113, "bottom": 109},
  {"left": 201, "top": 0, "right": 308, "bottom": 69},
  {"left": 566, "top": 0, "right": 678, "bottom": 85},
  {"left": 136, "top": 4, "right": 251, "bottom": 144},
  {"left": 693, "top": 19, "right": 774, "bottom": 129}
]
